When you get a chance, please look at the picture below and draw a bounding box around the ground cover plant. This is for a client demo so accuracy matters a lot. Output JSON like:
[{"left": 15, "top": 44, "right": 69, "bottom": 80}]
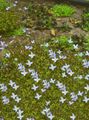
[
  {"left": 0, "top": 11, "right": 21, "bottom": 34},
  {"left": 83, "top": 35, "right": 89, "bottom": 50},
  {"left": 0, "top": 0, "right": 24, "bottom": 36},
  {"left": 0, "top": 35, "right": 89, "bottom": 120},
  {"left": 82, "top": 9, "right": 89, "bottom": 31},
  {"left": 26, "top": 3, "right": 57, "bottom": 29},
  {"left": 0, "top": 0, "right": 12, "bottom": 11},
  {"left": 0, "top": 0, "right": 89, "bottom": 120},
  {"left": 50, "top": 4, "right": 75, "bottom": 17}
]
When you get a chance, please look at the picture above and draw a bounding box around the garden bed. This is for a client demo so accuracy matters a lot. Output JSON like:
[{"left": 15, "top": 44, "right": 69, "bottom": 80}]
[{"left": 0, "top": 0, "right": 89, "bottom": 120}]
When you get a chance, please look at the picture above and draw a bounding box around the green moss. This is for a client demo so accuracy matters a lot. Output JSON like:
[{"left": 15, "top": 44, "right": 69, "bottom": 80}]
[
  {"left": 0, "top": 11, "right": 20, "bottom": 34},
  {"left": 82, "top": 10, "right": 89, "bottom": 31},
  {"left": 0, "top": 37, "right": 89, "bottom": 120},
  {"left": 11, "top": 27, "right": 25, "bottom": 36},
  {"left": 0, "top": 0, "right": 12, "bottom": 11},
  {"left": 50, "top": 4, "right": 75, "bottom": 17},
  {"left": 50, "top": 35, "right": 73, "bottom": 50},
  {"left": 27, "top": 4, "right": 56, "bottom": 29},
  {"left": 83, "top": 35, "right": 89, "bottom": 50},
  {"left": 56, "top": 35, "right": 68, "bottom": 45}
]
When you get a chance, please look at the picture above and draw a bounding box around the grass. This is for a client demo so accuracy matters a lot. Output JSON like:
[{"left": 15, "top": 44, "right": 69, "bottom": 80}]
[{"left": 50, "top": 4, "right": 75, "bottom": 17}]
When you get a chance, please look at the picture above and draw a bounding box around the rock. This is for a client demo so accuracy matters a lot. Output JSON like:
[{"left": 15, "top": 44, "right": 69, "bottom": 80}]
[{"left": 70, "top": 28, "right": 86, "bottom": 38}]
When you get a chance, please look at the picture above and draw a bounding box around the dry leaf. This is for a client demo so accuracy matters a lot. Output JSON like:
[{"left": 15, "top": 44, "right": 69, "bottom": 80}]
[{"left": 50, "top": 29, "right": 56, "bottom": 36}]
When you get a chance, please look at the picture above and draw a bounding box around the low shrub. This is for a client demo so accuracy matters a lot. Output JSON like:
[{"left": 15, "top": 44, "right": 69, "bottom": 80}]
[{"left": 50, "top": 4, "right": 75, "bottom": 17}]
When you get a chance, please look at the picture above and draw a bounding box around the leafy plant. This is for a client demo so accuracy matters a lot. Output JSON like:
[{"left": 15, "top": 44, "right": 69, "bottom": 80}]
[
  {"left": 27, "top": 4, "right": 56, "bottom": 29},
  {"left": 59, "top": 23, "right": 71, "bottom": 32},
  {"left": 11, "top": 26, "right": 25, "bottom": 36},
  {"left": 28, "top": 2, "right": 34, "bottom": 14},
  {"left": 82, "top": 10, "right": 89, "bottom": 31},
  {"left": 0, "top": 11, "right": 20, "bottom": 34},
  {"left": 51, "top": 35, "right": 74, "bottom": 50},
  {"left": 50, "top": 4, "right": 75, "bottom": 17},
  {"left": 83, "top": 35, "right": 89, "bottom": 50},
  {"left": 0, "top": 0, "right": 12, "bottom": 10},
  {"left": 57, "top": 35, "right": 68, "bottom": 45}
]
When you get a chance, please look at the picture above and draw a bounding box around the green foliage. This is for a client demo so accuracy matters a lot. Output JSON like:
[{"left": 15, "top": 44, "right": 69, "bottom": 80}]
[
  {"left": 28, "top": 2, "right": 34, "bottom": 14},
  {"left": 0, "top": 1, "right": 89, "bottom": 120},
  {"left": 50, "top": 35, "right": 74, "bottom": 50},
  {"left": 0, "top": 38, "right": 88, "bottom": 120},
  {"left": 36, "top": 15, "right": 55, "bottom": 29},
  {"left": 0, "top": 11, "right": 20, "bottom": 34},
  {"left": 50, "top": 4, "right": 75, "bottom": 17},
  {"left": 82, "top": 10, "right": 89, "bottom": 31},
  {"left": 27, "top": 4, "right": 56, "bottom": 29},
  {"left": 52, "top": 35, "right": 69, "bottom": 47},
  {"left": 84, "top": 35, "right": 89, "bottom": 50},
  {"left": 11, "top": 27, "right": 25, "bottom": 36},
  {"left": 59, "top": 23, "right": 71, "bottom": 32},
  {"left": 57, "top": 35, "right": 68, "bottom": 45},
  {"left": 83, "top": 12, "right": 89, "bottom": 18},
  {"left": 0, "top": 0, "right": 12, "bottom": 10}
]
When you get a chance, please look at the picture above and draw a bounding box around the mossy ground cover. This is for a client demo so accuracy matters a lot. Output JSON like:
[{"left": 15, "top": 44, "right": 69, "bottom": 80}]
[
  {"left": 0, "top": 34, "right": 89, "bottom": 120},
  {"left": 0, "top": 0, "right": 89, "bottom": 120},
  {"left": 50, "top": 4, "right": 75, "bottom": 17},
  {"left": 82, "top": 9, "right": 89, "bottom": 31},
  {"left": 0, "top": 0, "right": 12, "bottom": 11}
]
